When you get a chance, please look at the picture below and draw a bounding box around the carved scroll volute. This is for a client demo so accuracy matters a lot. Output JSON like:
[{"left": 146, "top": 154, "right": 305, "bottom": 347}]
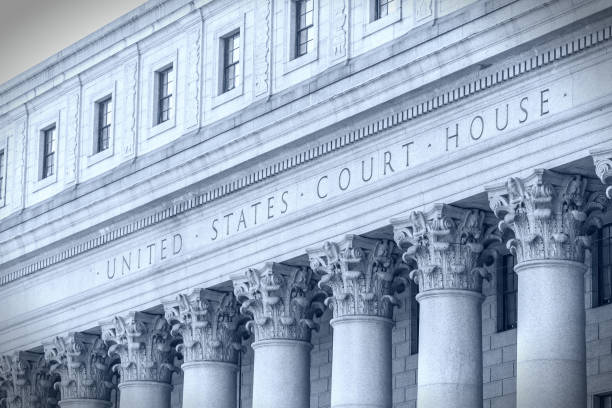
[
  {"left": 391, "top": 204, "right": 501, "bottom": 293},
  {"left": 487, "top": 169, "right": 608, "bottom": 264},
  {"left": 591, "top": 146, "right": 612, "bottom": 199},
  {"left": 232, "top": 263, "right": 325, "bottom": 343},
  {"left": 43, "top": 332, "right": 114, "bottom": 401},
  {"left": 163, "top": 289, "right": 247, "bottom": 364},
  {"left": 307, "top": 235, "right": 409, "bottom": 319},
  {"left": 0, "top": 351, "right": 59, "bottom": 408},
  {"left": 101, "top": 312, "right": 176, "bottom": 384}
]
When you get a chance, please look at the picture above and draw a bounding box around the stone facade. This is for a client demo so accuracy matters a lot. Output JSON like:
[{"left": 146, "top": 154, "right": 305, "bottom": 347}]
[{"left": 1, "top": 0, "right": 612, "bottom": 407}]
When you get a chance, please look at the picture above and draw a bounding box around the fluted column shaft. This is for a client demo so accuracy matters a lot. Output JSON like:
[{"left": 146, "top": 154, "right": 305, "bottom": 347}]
[
  {"left": 488, "top": 169, "right": 608, "bottom": 408},
  {"left": 309, "top": 236, "right": 405, "bottom": 408},
  {"left": 393, "top": 205, "right": 495, "bottom": 407},
  {"left": 102, "top": 312, "right": 175, "bottom": 408},
  {"left": 164, "top": 289, "right": 244, "bottom": 408},
  {"left": 234, "top": 263, "right": 323, "bottom": 408}
]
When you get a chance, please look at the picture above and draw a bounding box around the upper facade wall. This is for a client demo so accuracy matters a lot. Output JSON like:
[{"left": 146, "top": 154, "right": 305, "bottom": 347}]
[{"left": 0, "top": 0, "right": 478, "bottom": 220}]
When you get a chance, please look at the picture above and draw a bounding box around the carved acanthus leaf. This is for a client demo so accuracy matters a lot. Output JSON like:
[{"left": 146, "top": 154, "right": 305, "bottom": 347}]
[
  {"left": 233, "top": 264, "right": 324, "bottom": 342},
  {"left": 487, "top": 169, "right": 608, "bottom": 263},
  {"left": 592, "top": 147, "right": 612, "bottom": 199},
  {"left": 101, "top": 312, "right": 175, "bottom": 384},
  {"left": 392, "top": 204, "right": 499, "bottom": 293},
  {"left": 43, "top": 333, "right": 113, "bottom": 401},
  {"left": 307, "top": 235, "right": 409, "bottom": 319},
  {"left": 0, "top": 351, "right": 59, "bottom": 408},
  {"left": 164, "top": 289, "right": 246, "bottom": 363}
]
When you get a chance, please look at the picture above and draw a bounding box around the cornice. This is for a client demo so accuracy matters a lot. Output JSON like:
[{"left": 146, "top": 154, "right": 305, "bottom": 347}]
[{"left": 1, "top": 22, "right": 611, "bottom": 288}]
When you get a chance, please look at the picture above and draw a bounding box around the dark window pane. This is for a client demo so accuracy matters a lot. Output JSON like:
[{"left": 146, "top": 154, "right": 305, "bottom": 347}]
[
  {"left": 157, "top": 66, "right": 173, "bottom": 124},
  {"left": 501, "top": 254, "right": 518, "bottom": 330},
  {"left": 597, "top": 225, "right": 612, "bottom": 305},
  {"left": 42, "top": 127, "right": 56, "bottom": 179},
  {"left": 97, "top": 97, "right": 112, "bottom": 153},
  {"left": 0, "top": 151, "right": 4, "bottom": 199},
  {"left": 223, "top": 31, "right": 240, "bottom": 93},
  {"left": 295, "top": 0, "right": 314, "bottom": 58},
  {"left": 375, "top": 0, "right": 394, "bottom": 20}
]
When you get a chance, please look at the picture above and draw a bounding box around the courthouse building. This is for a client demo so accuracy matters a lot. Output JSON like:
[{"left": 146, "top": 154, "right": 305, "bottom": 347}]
[{"left": 2, "top": 0, "right": 612, "bottom": 407}]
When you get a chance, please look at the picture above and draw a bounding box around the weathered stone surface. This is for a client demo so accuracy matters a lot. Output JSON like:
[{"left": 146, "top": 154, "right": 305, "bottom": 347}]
[
  {"left": 233, "top": 263, "right": 324, "bottom": 342},
  {"left": 101, "top": 312, "right": 175, "bottom": 384},
  {"left": 308, "top": 235, "right": 408, "bottom": 319},
  {"left": 392, "top": 204, "right": 500, "bottom": 293},
  {"left": 43, "top": 332, "right": 113, "bottom": 401},
  {"left": 487, "top": 169, "right": 608, "bottom": 263},
  {"left": 164, "top": 289, "right": 246, "bottom": 364},
  {"left": 0, "top": 351, "right": 59, "bottom": 408}
]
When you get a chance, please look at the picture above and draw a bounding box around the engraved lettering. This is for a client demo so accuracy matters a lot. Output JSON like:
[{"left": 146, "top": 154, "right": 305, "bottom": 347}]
[
  {"left": 519, "top": 96, "right": 529, "bottom": 123},
  {"left": 211, "top": 218, "right": 219, "bottom": 241},
  {"left": 470, "top": 115, "right": 484, "bottom": 140},
  {"left": 237, "top": 209, "right": 247, "bottom": 231},
  {"left": 540, "top": 88, "right": 550, "bottom": 116},
  {"left": 281, "top": 191, "right": 289, "bottom": 214},
  {"left": 339, "top": 168, "right": 351, "bottom": 190},
  {"left": 267, "top": 196, "right": 274, "bottom": 220},
  {"left": 495, "top": 104, "right": 508, "bottom": 131},
  {"left": 173, "top": 234, "right": 182, "bottom": 254},
  {"left": 251, "top": 202, "right": 261, "bottom": 225},
  {"left": 317, "top": 176, "right": 328, "bottom": 199},
  {"left": 223, "top": 213, "right": 234, "bottom": 235},
  {"left": 147, "top": 243, "right": 155, "bottom": 265},
  {"left": 122, "top": 253, "right": 131, "bottom": 274},
  {"left": 446, "top": 124, "right": 459, "bottom": 151},
  {"left": 383, "top": 151, "right": 394, "bottom": 175},
  {"left": 362, "top": 158, "right": 374, "bottom": 182},
  {"left": 160, "top": 239, "right": 167, "bottom": 260},
  {"left": 402, "top": 141, "right": 414, "bottom": 167}
]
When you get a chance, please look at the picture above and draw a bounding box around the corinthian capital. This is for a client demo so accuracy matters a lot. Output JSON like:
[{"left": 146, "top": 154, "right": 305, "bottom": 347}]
[
  {"left": 392, "top": 204, "right": 499, "bottom": 293},
  {"left": 592, "top": 145, "right": 612, "bottom": 198},
  {"left": 101, "top": 312, "right": 176, "bottom": 384},
  {"left": 43, "top": 333, "right": 113, "bottom": 402},
  {"left": 307, "top": 235, "right": 408, "bottom": 319},
  {"left": 0, "top": 351, "right": 59, "bottom": 408},
  {"left": 487, "top": 169, "right": 608, "bottom": 263},
  {"left": 233, "top": 263, "right": 324, "bottom": 342},
  {"left": 164, "top": 289, "right": 246, "bottom": 364}
]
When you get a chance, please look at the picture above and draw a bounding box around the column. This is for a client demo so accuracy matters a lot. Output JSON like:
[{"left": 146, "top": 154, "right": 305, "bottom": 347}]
[
  {"left": 233, "top": 263, "right": 323, "bottom": 408},
  {"left": 44, "top": 333, "right": 113, "bottom": 408},
  {"left": 164, "top": 289, "right": 245, "bottom": 408},
  {"left": 0, "top": 351, "right": 59, "bottom": 408},
  {"left": 307, "top": 236, "right": 406, "bottom": 408},
  {"left": 101, "top": 312, "right": 175, "bottom": 408},
  {"left": 392, "top": 205, "right": 497, "bottom": 408},
  {"left": 487, "top": 169, "right": 608, "bottom": 408}
]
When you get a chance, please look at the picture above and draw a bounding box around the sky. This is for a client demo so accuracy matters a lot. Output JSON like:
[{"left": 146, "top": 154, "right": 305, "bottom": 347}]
[{"left": 0, "top": 0, "right": 147, "bottom": 86}]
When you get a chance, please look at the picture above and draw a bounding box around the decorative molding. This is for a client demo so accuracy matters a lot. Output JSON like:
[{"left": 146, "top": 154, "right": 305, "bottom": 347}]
[
  {"left": 415, "top": 0, "right": 434, "bottom": 22},
  {"left": 392, "top": 204, "right": 500, "bottom": 293},
  {"left": 233, "top": 263, "right": 325, "bottom": 342},
  {"left": 43, "top": 333, "right": 113, "bottom": 401},
  {"left": 331, "top": 0, "right": 348, "bottom": 61},
  {"left": 307, "top": 235, "right": 408, "bottom": 319},
  {"left": 254, "top": 0, "right": 272, "bottom": 97},
  {"left": 487, "top": 169, "right": 608, "bottom": 264},
  {"left": 0, "top": 351, "right": 59, "bottom": 408},
  {"left": 123, "top": 59, "right": 138, "bottom": 158},
  {"left": 65, "top": 91, "right": 80, "bottom": 183},
  {"left": 3, "top": 24, "right": 612, "bottom": 287},
  {"left": 164, "top": 289, "right": 246, "bottom": 364},
  {"left": 186, "top": 26, "right": 202, "bottom": 128},
  {"left": 101, "top": 312, "right": 176, "bottom": 384},
  {"left": 591, "top": 146, "right": 612, "bottom": 199}
]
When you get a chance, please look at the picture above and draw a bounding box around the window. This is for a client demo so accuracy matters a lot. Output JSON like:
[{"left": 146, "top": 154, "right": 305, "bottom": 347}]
[
  {"left": 499, "top": 254, "right": 518, "bottom": 331},
  {"left": 222, "top": 31, "right": 240, "bottom": 93},
  {"left": 41, "top": 126, "right": 56, "bottom": 179},
  {"left": 410, "top": 281, "right": 419, "bottom": 354},
  {"left": 157, "top": 66, "right": 174, "bottom": 125},
  {"left": 597, "top": 393, "right": 612, "bottom": 408},
  {"left": 594, "top": 224, "right": 612, "bottom": 306},
  {"left": 96, "top": 97, "right": 112, "bottom": 153},
  {"left": 375, "top": 0, "right": 395, "bottom": 20},
  {"left": 0, "top": 150, "right": 4, "bottom": 200},
  {"left": 295, "top": 0, "right": 314, "bottom": 58}
]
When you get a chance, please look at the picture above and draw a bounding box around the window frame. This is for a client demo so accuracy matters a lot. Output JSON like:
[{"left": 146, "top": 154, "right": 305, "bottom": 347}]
[
  {"left": 595, "top": 392, "right": 612, "bottom": 408},
  {"left": 284, "top": 0, "right": 319, "bottom": 74},
  {"left": 593, "top": 223, "right": 612, "bottom": 307},
  {"left": 497, "top": 253, "right": 518, "bottom": 332},
  {"left": 363, "top": 0, "right": 401, "bottom": 38},
  {"left": 212, "top": 15, "right": 245, "bottom": 108},
  {"left": 295, "top": 0, "right": 315, "bottom": 59},
  {"left": 0, "top": 145, "right": 6, "bottom": 207},
  {"left": 221, "top": 30, "right": 241, "bottom": 94},
  {"left": 40, "top": 125, "right": 57, "bottom": 181},
  {"left": 95, "top": 96, "right": 113, "bottom": 154},
  {"left": 147, "top": 50, "right": 178, "bottom": 139},
  {"left": 156, "top": 66, "right": 174, "bottom": 125}
]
